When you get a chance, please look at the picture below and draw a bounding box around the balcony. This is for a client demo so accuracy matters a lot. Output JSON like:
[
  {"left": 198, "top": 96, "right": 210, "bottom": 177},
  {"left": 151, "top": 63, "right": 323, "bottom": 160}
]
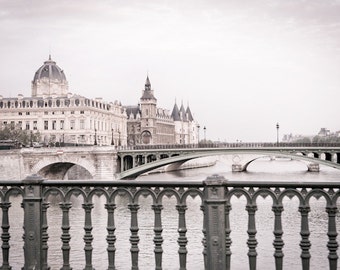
[{"left": 0, "top": 174, "right": 338, "bottom": 269}]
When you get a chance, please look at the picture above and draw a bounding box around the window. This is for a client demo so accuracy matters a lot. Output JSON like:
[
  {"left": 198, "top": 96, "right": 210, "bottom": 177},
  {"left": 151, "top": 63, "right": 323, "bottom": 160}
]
[
  {"left": 18, "top": 112, "right": 22, "bottom": 115},
  {"left": 70, "top": 120, "right": 75, "bottom": 130},
  {"left": 44, "top": 121, "right": 48, "bottom": 130},
  {"left": 26, "top": 122, "right": 30, "bottom": 130},
  {"left": 26, "top": 112, "right": 30, "bottom": 115},
  {"left": 80, "top": 111, "right": 84, "bottom": 114},
  {"left": 33, "top": 121, "right": 37, "bottom": 130},
  {"left": 52, "top": 120, "right": 56, "bottom": 130},
  {"left": 18, "top": 121, "right": 22, "bottom": 130},
  {"left": 60, "top": 120, "right": 64, "bottom": 130},
  {"left": 80, "top": 119, "right": 85, "bottom": 129}
]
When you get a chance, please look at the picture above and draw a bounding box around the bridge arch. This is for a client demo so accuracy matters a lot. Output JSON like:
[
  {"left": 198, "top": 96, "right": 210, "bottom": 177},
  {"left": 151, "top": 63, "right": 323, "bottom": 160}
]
[{"left": 31, "top": 157, "right": 96, "bottom": 180}]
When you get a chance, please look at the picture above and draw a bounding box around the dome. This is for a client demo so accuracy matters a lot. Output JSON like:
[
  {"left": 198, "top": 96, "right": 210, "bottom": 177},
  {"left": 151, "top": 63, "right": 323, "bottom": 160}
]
[
  {"left": 33, "top": 55, "right": 67, "bottom": 83},
  {"left": 31, "top": 55, "right": 69, "bottom": 97}
]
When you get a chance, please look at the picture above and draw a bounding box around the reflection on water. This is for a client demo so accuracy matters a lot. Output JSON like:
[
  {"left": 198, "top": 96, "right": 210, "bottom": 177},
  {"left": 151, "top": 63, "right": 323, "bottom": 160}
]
[{"left": 2, "top": 158, "right": 340, "bottom": 269}]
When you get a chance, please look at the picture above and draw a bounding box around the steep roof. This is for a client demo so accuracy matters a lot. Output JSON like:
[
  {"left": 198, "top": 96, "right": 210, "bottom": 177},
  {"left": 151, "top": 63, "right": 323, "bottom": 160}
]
[
  {"left": 125, "top": 105, "right": 141, "bottom": 119},
  {"left": 180, "top": 104, "right": 187, "bottom": 122},
  {"left": 171, "top": 103, "right": 181, "bottom": 121},
  {"left": 141, "top": 76, "right": 156, "bottom": 100},
  {"left": 186, "top": 106, "right": 194, "bottom": 121}
]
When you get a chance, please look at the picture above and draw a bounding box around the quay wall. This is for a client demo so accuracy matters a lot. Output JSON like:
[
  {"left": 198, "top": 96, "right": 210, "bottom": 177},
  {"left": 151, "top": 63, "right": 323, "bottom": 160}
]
[{"left": 0, "top": 150, "right": 23, "bottom": 180}]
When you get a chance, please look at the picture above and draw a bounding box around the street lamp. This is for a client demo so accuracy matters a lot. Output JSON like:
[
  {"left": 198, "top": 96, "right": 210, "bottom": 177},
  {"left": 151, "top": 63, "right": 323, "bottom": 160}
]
[
  {"left": 204, "top": 126, "right": 206, "bottom": 143},
  {"left": 94, "top": 129, "right": 97, "bottom": 145},
  {"left": 197, "top": 124, "right": 200, "bottom": 145},
  {"left": 276, "top": 123, "right": 279, "bottom": 145}
]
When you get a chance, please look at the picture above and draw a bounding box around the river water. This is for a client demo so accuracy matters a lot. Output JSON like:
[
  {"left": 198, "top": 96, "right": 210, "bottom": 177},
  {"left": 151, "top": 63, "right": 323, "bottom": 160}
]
[{"left": 3, "top": 156, "right": 340, "bottom": 269}]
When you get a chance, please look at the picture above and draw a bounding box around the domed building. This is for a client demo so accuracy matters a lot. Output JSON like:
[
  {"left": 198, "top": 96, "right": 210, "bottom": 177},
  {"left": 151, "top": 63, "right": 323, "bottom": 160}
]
[{"left": 0, "top": 56, "right": 127, "bottom": 146}]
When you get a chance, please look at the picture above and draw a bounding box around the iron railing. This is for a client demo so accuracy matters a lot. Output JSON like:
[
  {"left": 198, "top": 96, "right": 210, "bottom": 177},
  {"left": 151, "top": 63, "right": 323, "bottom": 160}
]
[{"left": 0, "top": 174, "right": 338, "bottom": 270}]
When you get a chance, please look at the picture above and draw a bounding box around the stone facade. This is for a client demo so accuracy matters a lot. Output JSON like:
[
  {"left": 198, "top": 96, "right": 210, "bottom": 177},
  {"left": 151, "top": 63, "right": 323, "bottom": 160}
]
[
  {"left": 125, "top": 76, "right": 199, "bottom": 145},
  {"left": 0, "top": 56, "right": 199, "bottom": 147},
  {"left": 0, "top": 56, "right": 127, "bottom": 146}
]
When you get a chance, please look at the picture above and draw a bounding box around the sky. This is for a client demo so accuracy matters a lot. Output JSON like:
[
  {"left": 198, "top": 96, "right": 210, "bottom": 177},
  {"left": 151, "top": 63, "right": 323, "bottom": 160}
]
[{"left": 0, "top": 0, "right": 340, "bottom": 142}]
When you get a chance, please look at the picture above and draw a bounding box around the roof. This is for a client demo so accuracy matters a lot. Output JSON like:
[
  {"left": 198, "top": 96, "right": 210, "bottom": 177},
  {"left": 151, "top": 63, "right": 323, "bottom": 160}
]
[
  {"left": 141, "top": 76, "right": 156, "bottom": 100},
  {"left": 180, "top": 104, "right": 187, "bottom": 121},
  {"left": 125, "top": 105, "right": 141, "bottom": 118},
  {"left": 171, "top": 103, "right": 181, "bottom": 121},
  {"left": 32, "top": 55, "right": 67, "bottom": 83},
  {"left": 186, "top": 106, "right": 194, "bottom": 121}
]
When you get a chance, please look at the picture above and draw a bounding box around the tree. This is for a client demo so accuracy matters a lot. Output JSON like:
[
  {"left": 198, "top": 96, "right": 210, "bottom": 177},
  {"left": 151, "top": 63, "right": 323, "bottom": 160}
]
[{"left": 0, "top": 124, "right": 41, "bottom": 146}]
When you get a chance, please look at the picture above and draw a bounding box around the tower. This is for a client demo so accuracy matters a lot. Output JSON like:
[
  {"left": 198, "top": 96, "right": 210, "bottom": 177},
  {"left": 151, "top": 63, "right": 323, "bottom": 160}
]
[{"left": 139, "top": 76, "right": 157, "bottom": 144}]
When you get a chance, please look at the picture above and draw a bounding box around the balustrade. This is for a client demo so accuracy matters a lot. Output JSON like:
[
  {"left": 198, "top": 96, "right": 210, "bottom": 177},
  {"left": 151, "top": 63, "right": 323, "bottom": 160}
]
[{"left": 0, "top": 175, "right": 338, "bottom": 269}]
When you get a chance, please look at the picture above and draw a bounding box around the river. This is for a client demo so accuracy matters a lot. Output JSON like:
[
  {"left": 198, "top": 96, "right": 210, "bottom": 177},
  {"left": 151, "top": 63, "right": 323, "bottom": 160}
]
[{"left": 3, "top": 156, "right": 340, "bottom": 269}]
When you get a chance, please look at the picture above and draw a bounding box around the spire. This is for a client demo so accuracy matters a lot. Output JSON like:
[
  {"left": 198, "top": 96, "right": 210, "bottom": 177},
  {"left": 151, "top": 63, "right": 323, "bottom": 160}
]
[
  {"left": 145, "top": 75, "right": 151, "bottom": 91},
  {"left": 141, "top": 75, "right": 156, "bottom": 100},
  {"left": 171, "top": 102, "right": 181, "bottom": 121},
  {"left": 49, "top": 54, "right": 51, "bottom": 61},
  {"left": 180, "top": 103, "right": 187, "bottom": 122},
  {"left": 186, "top": 105, "right": 194, "bottom": 121}
]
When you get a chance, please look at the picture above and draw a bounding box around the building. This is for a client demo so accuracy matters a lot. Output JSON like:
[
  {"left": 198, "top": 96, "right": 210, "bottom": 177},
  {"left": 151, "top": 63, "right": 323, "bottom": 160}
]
[
  {"left": 125, "top": 76, "right": 199, "bottom": 145},
  {"left": 0, "top": 55, "right": 127, "bottom": 146}
]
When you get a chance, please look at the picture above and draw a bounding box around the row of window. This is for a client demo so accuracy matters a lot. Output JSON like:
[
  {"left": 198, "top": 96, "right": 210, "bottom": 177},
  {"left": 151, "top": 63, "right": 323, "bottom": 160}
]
[
  {"left": 2, "top": 120, "right": 124, "bottom": 133},
  {"left": 0, "top": 98, "right": 119, "bottom": 111},
  {"left": 17, "top": 111, "right": 85, "bottom": 116}
]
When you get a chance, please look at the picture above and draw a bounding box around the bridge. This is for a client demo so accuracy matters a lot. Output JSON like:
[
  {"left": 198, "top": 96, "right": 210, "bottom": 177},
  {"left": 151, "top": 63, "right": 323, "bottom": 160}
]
[
  {"left": 117, "top": 143, "right": 340, "bottom": 179},
  {"left": 1, "top": 143, "right": 340, "bottom": 180},
  {"left": 0, "top": 146, "right": 118, "bottom": 180}
]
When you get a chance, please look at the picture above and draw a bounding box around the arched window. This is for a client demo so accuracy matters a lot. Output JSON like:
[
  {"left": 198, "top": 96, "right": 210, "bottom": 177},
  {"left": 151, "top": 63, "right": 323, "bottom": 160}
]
[{"left": 141, "top": 130, "right": 152, "bottom": 144}]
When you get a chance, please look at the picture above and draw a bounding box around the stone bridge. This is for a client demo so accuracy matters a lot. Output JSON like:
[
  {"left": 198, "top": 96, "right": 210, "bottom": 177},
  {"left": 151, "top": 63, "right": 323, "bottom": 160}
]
[
  {"left": 1, "top": 143, "right": 340, "bottom": 180},
  {"left": 0, "top": 146, "right": 118, "bottom": 180},
  {"left": 117, "top": 143, "right": 340, "bottom": 179}
]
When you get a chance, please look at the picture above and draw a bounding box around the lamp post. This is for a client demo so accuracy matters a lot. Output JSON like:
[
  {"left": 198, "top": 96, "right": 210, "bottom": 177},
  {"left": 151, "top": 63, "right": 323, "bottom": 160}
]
[
  {"left": 204, "top": 126, "right": 206, "bottom": 143},
  {"left": 197, "top": 124, "right": 200, "bottom": 145},
  {"left": 111, "top": 128, "right": 114, "bottom": 145},
  {"left": 276, "top": 123, "right": 279, "bottom": 145},
  {"left": 94, "top": 129, "right": 97, "bottom": 145}
]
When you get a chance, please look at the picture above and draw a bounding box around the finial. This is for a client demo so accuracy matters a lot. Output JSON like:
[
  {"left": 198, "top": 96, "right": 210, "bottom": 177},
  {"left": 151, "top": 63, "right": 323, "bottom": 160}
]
[{"left": 48, "top": 45, "right": 52, "bottom": 61}]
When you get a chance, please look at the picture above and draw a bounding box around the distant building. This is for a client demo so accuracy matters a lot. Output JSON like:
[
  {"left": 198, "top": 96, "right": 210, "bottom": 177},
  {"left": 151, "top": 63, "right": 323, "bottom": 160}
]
[
  {"left": 318, "top": 128, "right": 331, "bottom": 137},
  {"left": 125, "top": 77, "right": 199, "bottom": 145},
  {"left": 0, "top": 55, "right": 127, "bottom": 146},
  {"left": 282, "top": 127, "right": 340, "bottom": 143}
]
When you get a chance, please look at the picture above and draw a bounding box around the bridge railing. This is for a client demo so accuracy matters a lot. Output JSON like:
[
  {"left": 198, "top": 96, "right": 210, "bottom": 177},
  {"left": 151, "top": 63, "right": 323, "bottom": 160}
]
[
  {"left": 0, "top": 174, "right": 339, "bottom": 270},
  {"left": 118, "top": 142, "right": 340, "bottom": 151}
]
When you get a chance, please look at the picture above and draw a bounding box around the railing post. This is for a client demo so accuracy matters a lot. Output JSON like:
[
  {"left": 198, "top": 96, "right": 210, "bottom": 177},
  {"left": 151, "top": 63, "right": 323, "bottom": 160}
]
[
  {"left": 22, "top": 174, "right": 45, "bottom": 270},
  {"left": 203, "top": 175, "right": 227, "bottom": 270}
]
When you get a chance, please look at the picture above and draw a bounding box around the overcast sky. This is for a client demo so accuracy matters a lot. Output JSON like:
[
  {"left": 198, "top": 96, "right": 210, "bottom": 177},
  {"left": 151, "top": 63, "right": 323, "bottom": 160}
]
[{"left": 1, "top": 0, "right": 340, "bottom": 142}]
